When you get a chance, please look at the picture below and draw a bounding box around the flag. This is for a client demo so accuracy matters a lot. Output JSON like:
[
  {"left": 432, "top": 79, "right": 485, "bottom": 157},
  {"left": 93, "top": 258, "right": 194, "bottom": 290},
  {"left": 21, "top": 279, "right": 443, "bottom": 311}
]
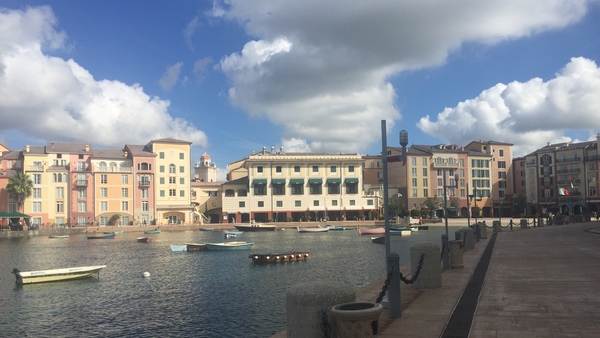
[
  {"left": 559, "top": 188, "right": 569, "bottom": 196},
  {"left": 571, "top": 182, "right": 574, "bottom": 188}
]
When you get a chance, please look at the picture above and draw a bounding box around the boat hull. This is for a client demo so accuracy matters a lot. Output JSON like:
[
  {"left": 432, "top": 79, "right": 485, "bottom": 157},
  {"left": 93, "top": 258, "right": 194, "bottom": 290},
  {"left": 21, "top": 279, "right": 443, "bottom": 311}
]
[
  {"left": 137, "top": 237, "right": 149, "bottom": 243},
  {"left": 186, "top": 243, "right": 208, "bottom": 251},
  {"left": 87, "top": 233, "right": 115, "bottom": 239},
  {"left": 357, "top": 227, "right": 385, "bottom": 235},
  {"left": 13, "top": 265, "right": 106, "bottom": 285},
  {"left": 204, "top": 241, "right": 254, "bottom": 251},
  {"left": 144, "top": 229, "right": 161, "bottom": 234},
  {"left": 297, "top": 227, "right": 329, "bottom": 233},
  {"left": 233, "top": 224, "right": 276, "bottom": 232},
  {"left": 170, "top": 245, "right": 187, "bottom": 252}
]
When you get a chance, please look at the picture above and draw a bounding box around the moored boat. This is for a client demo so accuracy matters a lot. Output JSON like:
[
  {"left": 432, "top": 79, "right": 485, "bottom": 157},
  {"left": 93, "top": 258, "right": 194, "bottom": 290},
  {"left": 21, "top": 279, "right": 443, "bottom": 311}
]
[
  {"left": 199, "top": 227, "right": 214, "bottom": 231},
  {"left": 49, "top": 234, "right": 70, "bottom": 238},
  {"left": 371, "top": 236, "right": 385, "bottom": 244},
  {"left": 12, "top": 265, "right": 106, "bottom": 285},
  {"left": 224, "top": 231, "right": 244, "bottom": 235},
  {"left": 144, "top": 229, "right": 161, "bottom": 234},
  {"left": 357, "top": 227, "right": 385, "bottom": 235},
  {"left": 204, "top": 241, "right": 254, "bottom": 251},
  {"left": 326, "top": 226, "right": 357, "bottom": 231},
  {"left": 137, "top": 236, "right": 149, "bottom": 243},
  {"left": 225, "top": 233, "right": 238, "bottom": 238},
  {"left": 297, "top": 226, "right": 329, "bottom": 233},
  {"left": 87, "top": 233, "right": 116, "bottom": 239},
  {"left": 249, "top": 252, "right": 310, "bottom": 263},
  {"left": 186, "top": 243, "right": 208, "bottom": 251},
  {"left": 233, "top": 223, "right": 276, "bottom": 232},
  {"left": 390, "top": 229, "right": 412, "bottom": 236},
  {"left": 170, "top": 244, "right": 187, "bottom": 252}
]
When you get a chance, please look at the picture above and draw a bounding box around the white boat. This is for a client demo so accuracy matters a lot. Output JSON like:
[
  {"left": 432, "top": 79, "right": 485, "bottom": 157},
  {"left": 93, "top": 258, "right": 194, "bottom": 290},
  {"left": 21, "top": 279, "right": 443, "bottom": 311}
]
[
  {"left": 297, "top": 226, "right": 329, "bottom": 233},
  {"left": 225, "top": 233, "right": 238, "bottom": 238},
  {"left": 233, "top": 223, "right": 276, "bottom": 232},
  {"left": 204, "top": 241, "right": 254, "bottom": 251},
  {"left": 49, "top": 235, "right": 70, "bottom": 238},
  {"left": 170, "top": 244, "right": 187, "bottom": 252},
  {"left": 12, "top": 265, "right": 107, "bottom": 285}
]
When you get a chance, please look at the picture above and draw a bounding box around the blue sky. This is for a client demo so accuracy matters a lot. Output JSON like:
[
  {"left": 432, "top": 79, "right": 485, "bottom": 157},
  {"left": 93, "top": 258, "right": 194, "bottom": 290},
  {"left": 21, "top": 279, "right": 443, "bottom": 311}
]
[{"left": 1, "top": 1, "right": 599, "bottom": 181}]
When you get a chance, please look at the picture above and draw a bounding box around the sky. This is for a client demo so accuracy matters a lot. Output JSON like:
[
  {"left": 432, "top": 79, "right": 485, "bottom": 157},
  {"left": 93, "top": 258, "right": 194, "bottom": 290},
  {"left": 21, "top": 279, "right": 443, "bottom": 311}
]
[{"left": 1, "top": 1, "right": 600, "bottom": 181}]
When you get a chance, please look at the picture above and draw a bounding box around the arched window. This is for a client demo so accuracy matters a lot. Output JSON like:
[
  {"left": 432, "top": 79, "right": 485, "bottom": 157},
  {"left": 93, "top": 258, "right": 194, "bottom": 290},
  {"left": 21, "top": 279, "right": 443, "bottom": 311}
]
[{"left": 169, "top": 164, "right": 176, "bottom": 174}]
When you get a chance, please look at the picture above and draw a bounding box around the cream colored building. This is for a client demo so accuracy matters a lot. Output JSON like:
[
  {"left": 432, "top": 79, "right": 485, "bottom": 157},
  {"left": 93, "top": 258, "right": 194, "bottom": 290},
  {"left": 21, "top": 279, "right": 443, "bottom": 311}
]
[{"left": 221, "top": 150, "right": 378, "bottom": 223}]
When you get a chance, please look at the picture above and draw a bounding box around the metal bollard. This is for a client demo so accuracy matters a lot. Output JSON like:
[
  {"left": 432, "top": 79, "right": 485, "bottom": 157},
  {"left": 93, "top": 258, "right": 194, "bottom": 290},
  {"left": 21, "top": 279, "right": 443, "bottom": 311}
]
[
  {"left": 461, "top": 228, "right": 475, "bottom": 249},
  {"left": 386, "top": 252, "right": 401, "bottom": 318},
  {"left": 493, "top": 220, "right": 502, "bottom": 232},
  {"left": 479, "top": 222, "right": 488, "bottom": 239},
  {"left": 520, "top": 218, "right": 528, "bottom": 229}
]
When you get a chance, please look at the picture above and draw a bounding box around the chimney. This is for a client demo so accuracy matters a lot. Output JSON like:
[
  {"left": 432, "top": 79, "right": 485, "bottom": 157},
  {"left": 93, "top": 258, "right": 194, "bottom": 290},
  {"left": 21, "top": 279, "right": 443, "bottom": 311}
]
[
  {"left": 25, "top": 145, "right": 30, "bottom": 153},
  {"left": 85, "top": 144, "right": 90, "bottom": 152}
]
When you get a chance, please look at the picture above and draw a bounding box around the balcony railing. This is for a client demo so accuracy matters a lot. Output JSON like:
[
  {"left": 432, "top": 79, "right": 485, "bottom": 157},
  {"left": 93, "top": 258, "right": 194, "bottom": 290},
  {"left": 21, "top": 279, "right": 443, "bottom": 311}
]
[
  {"left": 139, "top": 181, "right": 151, "bottom": 186},
  {"left": 74, "top": 179, "right": 88, "bottom": 186},
  {"left": 26, "top": 165, "right": 44, "bottom": 172},
  {"left": 94, "top": 166, "right": 133, "bottom": 173}
]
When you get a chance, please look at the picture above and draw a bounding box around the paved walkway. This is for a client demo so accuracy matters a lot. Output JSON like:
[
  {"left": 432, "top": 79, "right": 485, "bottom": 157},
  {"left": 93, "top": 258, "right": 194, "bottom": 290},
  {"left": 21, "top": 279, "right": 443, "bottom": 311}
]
[{"left": 372, "top": 221, "right": 600, "bottom": 338}]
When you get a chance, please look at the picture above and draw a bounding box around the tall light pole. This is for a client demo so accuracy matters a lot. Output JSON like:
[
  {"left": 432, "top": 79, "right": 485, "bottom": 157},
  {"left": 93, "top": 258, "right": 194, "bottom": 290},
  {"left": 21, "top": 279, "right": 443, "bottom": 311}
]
[{"left": 442, "top": 170, "right": 458, "bottom": 270}]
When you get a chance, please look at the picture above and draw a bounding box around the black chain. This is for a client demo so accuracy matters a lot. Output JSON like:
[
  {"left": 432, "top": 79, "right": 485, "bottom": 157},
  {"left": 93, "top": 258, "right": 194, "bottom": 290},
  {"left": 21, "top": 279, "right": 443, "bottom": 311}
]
[
  {"left": 400, "top": 253, "right": 425, "bottom": 284},
  {"left": 375, "top": 271, "right": 393, "bottom": 303},
  {"left": 319, "top": 307, "right": 331, "bottom": 338},
  {"left": 440, "top": 240, "right": 446, "bottom": 261}
]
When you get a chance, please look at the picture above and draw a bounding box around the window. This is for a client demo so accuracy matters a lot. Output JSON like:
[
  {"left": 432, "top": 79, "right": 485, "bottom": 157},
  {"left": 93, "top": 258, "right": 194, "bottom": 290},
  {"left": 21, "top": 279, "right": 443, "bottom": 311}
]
[
  {"left": 101, "top": 174, "right": 107, "bottom": 184},
  {"left": 169, "top": 164, "right": 176, "bottom": 173},
  {"left": 272, "top": 184, "right": 285, "bottom": 195},
  {"left": 179, "top": 152, "right": 184, "bottom": 160},
  {"left": 169, "top": 177, "right": 176, "bottom": 184},
  {"left": 56, "top": 217, "right": 65, "bottom": 225},
  {"left": 349, "top": 200, "right": 355, "bottom": 206},
  {"left": 159, "top": 166, "right": 165, "bottom": 173},
  {"left": 422, "top": 168, "right": 428, "bottom": 176},
  {"left": 368, "top": 199, "right": 374, "bottom": 206},
  {"left": 412, "top": 157, "right": 417, "bottom": 166},
  {"left": 78, "top": 188, "right": 86, "bottom": 199},
  {"left": 254, "top": 183, "right": 266, "bottom": 196},
  {"left": 328, "top": 183, "right": 340, "bottom": 194},
  {"left": 160, "top": 177, "right": 165, "bottom": 184},
  {"left": 258, "top": 201, "right": 264, "bottom": 207},
  {"left": 32, "top": 202, "right": 42, "bottom": 212},
  {"left": 498, "top": 161, "right": 506, "bottom": 169},
  {"left": 159, "top": 152, "right": 164, "bottom": 159},
  {"left": 169, "top": 189, "right": 176, "bottom": 197},
  {"left": 294, "top": 165, "right": 300, "bottom": 173},
  {"left": 276, "top": 201, "right": 283, "bottom": 207},
  {"left": 121, "top": 201, "right": 129, "bottom": 211},
  {"left": 330, "top": 166, "right": 337, "bottom": 173},
  {"left": 239, "top": 201, "right": 245, "bottom": 208},
  {"left": 422, "top": 158, "right": 428, "bottom": 166},
  {"left": 332, "top": 200, "right": 338, "bottom": 206},
  {"left": 412, "top": 188, "right": 417, "bottom": 197},
  {"left": 180, "top": 166, "right": 184, "bottom": 173},
  {"left": 141, "top": 189, "right": 149, "bottom": 198},
  {"left": 160, "top": 190, "right": 165, "bottom": 197},
  {"left": 499, "top": 190, "right": 505, "bottom": 198},
  {"left": 78, "top": 202, "right": 86, "bottom": 212},
  {"left": 142, "top": 201, "right": 149, "bottom": 211},
  {"left": 33, "top": 174, "right": 41, "bottom": 184},
  {"left": 33, "top": 188, "right": 42, "bottom": 199},
  {"left": 122, "top": 175, "right": 128, "bottom": 184},
  {"left": 292, "top": 183, "right": 304, "bottom": 195},
  {"left": 257, "top": 166, "right": 263, "bottom": 173},
  {"left": 499, "top": 181, "right": 507, "bottom": 188},
  {"left": 100, "top": 188, "right": 107, "bottom": 197},
  {"left": 346, "top": 182, "right": 358, "bottom": 194},
  {"left": 310, "top": 182, "right": 322, "bottom": 194},
  {"left": 122, "top": 188, "right": 128, "bottom": 197},
  {"left": 180, "top": 178, "right": 185, "bottom": 184},
  {"left": 295, "top": 200, "right": 301, "bottom": 207},
  {"left": 412, "top": 178, "right": 417, "bottom": 186},
  {"left": 276, "top": 166, "right": 282, "bottom": 173},
  {"left": 100, "top": 201, "right": 107, "bottom": 211},
  {"left": 498, "top": 172, "right": 507, "bottom": 179},
  {"left": 349, "top": 165, "right": 355, "bottom": 173},
  {"left": 411, "top": 168, "right": 417, "bottom": 176},
  {"left": 313, "top": 200, "right": 319, "bottom": 206},
  {"left": 312, "top": 165, "right": 319, "bottom": 173},
  {"left": 423, "top": 189, "right": 428, "bottom": 197},
  {"left": 437, "top": 178, "right": 443, "bottom": 186},
  {"left": 180, "top": 190, "right": 185, "bottom": 197},
  {"left": 100, "top": 217, "right": 108, "bottom": 226},
  {"left": 56, "top": 187, "right": 64, "bottom": 199},
  {"left": 138, "top": 162, "right": 151, "bottom": 171},
  {"left": 499, "top": 149, "right": 504, "bottom": 157}
]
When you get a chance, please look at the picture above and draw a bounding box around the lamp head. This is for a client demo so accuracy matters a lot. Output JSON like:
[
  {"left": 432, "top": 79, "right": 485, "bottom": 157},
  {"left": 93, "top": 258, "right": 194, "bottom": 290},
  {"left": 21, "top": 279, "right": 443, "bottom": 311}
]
[{"left": 399, "top": 130, "right": 408, "bottom": 147}]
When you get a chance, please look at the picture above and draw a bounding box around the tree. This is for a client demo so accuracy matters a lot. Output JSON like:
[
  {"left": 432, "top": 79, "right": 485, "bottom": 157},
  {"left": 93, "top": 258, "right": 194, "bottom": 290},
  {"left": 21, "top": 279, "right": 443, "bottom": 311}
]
[{"left": 6, "top": 173, "right": 33, "bottom": 212}]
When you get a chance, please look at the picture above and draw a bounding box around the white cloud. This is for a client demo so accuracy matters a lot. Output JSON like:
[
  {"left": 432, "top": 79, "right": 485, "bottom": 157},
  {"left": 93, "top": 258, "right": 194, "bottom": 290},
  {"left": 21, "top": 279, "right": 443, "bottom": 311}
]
[
  {"left": 417, "top": 57, "right": 600, "bottom": 156},
  {"left": 184, "top": 16, "right": 200, "bottom": 49},
  {"left": 214, "top": 0, "right": 592, "bottom": 154},
  {"left": 159, "top": 62, "right": 184, "bottom": 91},
  {"left": 0, "top": 7, "right": 208, "bottom": 149},
  {"left": 193, "top": 57, "right": 212, "bottom": 79}
]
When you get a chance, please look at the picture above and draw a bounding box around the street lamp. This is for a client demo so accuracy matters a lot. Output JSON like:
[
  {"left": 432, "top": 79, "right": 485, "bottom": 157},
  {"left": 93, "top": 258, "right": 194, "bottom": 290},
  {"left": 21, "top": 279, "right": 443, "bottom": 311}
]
[{"left": 442, "top": 171, "right": 458, "bottom": 270}]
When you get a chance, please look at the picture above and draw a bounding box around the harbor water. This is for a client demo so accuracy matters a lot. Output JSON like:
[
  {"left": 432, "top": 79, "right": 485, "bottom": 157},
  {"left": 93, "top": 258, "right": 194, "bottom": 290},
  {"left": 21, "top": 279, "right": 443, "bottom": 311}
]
[{"left": 0, "top": 225, "right": 461, "bottom": 337}]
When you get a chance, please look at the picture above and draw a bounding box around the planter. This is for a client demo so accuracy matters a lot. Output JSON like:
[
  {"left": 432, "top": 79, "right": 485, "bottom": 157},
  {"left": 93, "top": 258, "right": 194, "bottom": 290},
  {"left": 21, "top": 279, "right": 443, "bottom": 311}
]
[{"left": 331, "top": 302, "right": 383, "bottom": 337}]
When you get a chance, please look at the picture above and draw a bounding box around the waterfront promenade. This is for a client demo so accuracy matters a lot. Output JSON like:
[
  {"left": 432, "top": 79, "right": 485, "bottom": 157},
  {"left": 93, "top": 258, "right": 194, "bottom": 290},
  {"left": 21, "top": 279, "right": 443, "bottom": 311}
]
[{"left": 272, "top": 218, "right": 600, "bottom": 337}]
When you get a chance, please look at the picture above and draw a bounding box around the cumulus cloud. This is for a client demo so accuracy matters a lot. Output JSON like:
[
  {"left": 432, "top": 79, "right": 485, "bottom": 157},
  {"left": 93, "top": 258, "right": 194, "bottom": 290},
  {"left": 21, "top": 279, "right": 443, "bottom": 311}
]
[
  {"left": 418, "top": 57, "right": 600, "bottom": 156},
  {"left": 0, "top": 7, "right": 208, "bottom": 149},
  {"left": 214, "top": 0, "right": 591, "bottom": 154}
]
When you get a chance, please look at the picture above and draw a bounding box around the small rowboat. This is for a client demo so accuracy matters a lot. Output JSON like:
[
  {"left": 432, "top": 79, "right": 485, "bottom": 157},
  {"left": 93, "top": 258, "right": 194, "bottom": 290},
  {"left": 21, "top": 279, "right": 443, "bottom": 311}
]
[
  {"left": 170, "top": 244, "right": 187, "bottom": 252},
  {"left": 137, "top": 237, "right": 149, "bottom": 243},
  {"left": 371, "top": 236, "right": 385, "bottom": 244},
  {"left": 186, "top": 243, "right": 208, "bottom": 251},
  {"left": 199, "top": 227, "right": 214, "bottom": 231},
  {"left": 224, "top": 231, "right": 244, "bottom": 236},
  {"left": 297, "top": 226, "right": 329, "bottom": 233},
  {"left": 233, "top": 223, "right": 276, "bottom": 232},
  {"left": 49, "top": 234, "right": 70, "bottom": 239},
  {"left": 204, "top": 241, "right": 254, "bottom": 251},
  {"left": 87, "top": 233, "right": 116, "bottom": 239},
  {"left": 357, "top": 227, "right": 385, "bottom": 235},
  {"left": 144, "top": 229, "right": 161, "bottom": 234},
  {"left": 12, "top": 265, "right": 106, "bottom": 285}
]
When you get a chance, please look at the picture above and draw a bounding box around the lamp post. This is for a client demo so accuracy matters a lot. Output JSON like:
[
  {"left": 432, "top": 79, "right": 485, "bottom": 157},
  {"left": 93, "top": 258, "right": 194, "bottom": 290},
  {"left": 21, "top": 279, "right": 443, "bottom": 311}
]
[
  {"left": 381, "top": 120, "right": 408, "bottom": 318},
  {"left": 442, "top": 170, "right": 458, "bottom": 270}
]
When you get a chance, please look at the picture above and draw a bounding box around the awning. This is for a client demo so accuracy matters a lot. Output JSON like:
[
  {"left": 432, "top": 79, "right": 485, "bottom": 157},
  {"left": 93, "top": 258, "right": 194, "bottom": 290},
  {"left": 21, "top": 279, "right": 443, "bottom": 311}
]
[
  {"left": 271, "top": 179, "right": 286, "bottom": 185},
  {"left": 345, "top": 178, "right": 359, "bottom": 184},
  {"left": 252, "top": 179, "right": 267, "bottom": 185},
  {"left": 308, "top": 178, "right": 323, "bottom": 184},
  {"left": 0, "top": 211, "right": 31, "bottom": 218},
  {"left": 290, "top": 179, "right": 304, "bottom": 185},
  {"left": 326, "top": 178, "right": 341, "bottom": 184}
]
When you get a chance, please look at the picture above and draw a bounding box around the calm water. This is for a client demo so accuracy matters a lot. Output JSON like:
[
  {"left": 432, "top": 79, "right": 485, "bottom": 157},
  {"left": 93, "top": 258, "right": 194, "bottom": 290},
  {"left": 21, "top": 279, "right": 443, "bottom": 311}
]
[{"left": 0, "top": 226, "right": 458, "bottom": 337}]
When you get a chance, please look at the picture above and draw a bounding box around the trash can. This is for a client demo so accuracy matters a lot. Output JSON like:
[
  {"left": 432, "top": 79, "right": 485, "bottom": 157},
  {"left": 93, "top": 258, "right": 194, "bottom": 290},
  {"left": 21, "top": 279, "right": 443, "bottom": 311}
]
[
  {"left": 331, "top": 302, "right": 383, "bottom": 338},
  {"left": 448, "top": 240, "right": 463, "bottom": 269}
]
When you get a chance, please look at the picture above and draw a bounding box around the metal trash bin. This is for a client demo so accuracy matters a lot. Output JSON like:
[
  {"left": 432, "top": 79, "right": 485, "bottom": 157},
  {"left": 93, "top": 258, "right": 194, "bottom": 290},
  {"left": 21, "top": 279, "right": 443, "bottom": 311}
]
[
  {"left": 331, "top": 302, "right": 383, "bottom": 338},
  {"left": 448, "top": 240, "right": 464, "bottom": 269}
]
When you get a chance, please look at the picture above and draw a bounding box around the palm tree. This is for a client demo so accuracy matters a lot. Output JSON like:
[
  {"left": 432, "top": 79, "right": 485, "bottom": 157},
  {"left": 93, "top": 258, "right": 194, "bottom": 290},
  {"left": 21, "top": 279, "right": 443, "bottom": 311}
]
[{"left": 6, "top": 173, "right": 33, "bottom": 212}]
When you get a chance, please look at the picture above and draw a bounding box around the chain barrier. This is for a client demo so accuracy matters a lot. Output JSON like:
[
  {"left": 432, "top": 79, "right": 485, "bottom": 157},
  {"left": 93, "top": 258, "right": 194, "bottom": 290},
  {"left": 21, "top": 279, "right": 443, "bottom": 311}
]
[
  {"left": 375, "top": 271, "right": 392, "bottom": 304},
  {"left": 440, "top": 240, "right": 446, "bottom": 261},
  {"left": 400, "top": 253, "right": 425, "bottom": 284},
  {"left": 319, "top": 307, "right": 331, "bottom": 338}
]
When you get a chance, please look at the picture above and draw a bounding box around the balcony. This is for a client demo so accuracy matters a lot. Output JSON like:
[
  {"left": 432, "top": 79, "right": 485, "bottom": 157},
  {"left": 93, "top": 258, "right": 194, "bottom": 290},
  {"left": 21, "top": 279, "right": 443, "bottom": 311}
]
[
  {"left": 26, "top": 165, "right": 44, "bottom": 172},
  {"left": 74, "top": 179, "right": 88, "bottom": 186},
  {"left": 94, "top": 166, "right": 133, "bottom": 173},
  {"left": 139, "top": 180, "right": 151, "bottom": 187},
  {"left": 556, "top": 156, "right": 580, "bottom": 163}
]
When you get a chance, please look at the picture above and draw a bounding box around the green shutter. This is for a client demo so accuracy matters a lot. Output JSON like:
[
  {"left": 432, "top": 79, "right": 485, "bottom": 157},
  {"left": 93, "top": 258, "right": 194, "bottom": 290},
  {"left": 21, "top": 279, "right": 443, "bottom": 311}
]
[
  {"left": 271, "top": 179, "right": 286, "bottom": 185},
  {"left": 290, "top": 179, "right": 304, "bottom": 185},
  {"left": 326, "top": 178, "right": 341, "bottom": 184},
  {"left": 253, "top": 179, "right": 267, "bottom": 185},
  {"left": 308, "top": 178, "right": 323, "bottom": 184},
  {"left": 345, "top": 178, "right": 359, "bottom": 184}
]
